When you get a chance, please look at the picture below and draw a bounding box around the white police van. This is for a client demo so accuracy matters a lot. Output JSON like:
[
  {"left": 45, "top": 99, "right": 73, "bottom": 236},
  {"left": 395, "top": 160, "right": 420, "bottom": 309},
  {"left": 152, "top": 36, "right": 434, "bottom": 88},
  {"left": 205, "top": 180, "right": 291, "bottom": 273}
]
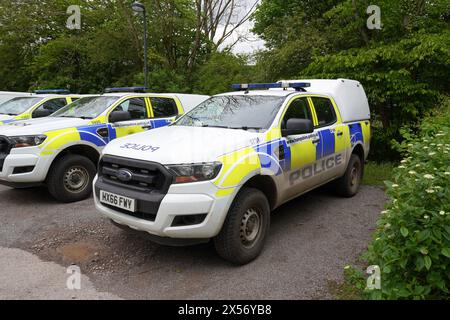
[
  {"left": 0, "top": 88, "right": 209, "bottom": 202},
  {"left": 94, "top": 80, "right": 371, "bottom": 264}
]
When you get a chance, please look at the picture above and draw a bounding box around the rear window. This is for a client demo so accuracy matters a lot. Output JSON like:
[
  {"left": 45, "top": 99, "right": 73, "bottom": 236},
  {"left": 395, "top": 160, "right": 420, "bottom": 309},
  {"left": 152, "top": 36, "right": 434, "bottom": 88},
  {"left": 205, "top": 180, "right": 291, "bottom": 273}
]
[
  {"left": 311, "top": 97, "right": 336, "bottom": 127},
  {"left": 150, "top": 97, "right": 178, "bottom": 118}
]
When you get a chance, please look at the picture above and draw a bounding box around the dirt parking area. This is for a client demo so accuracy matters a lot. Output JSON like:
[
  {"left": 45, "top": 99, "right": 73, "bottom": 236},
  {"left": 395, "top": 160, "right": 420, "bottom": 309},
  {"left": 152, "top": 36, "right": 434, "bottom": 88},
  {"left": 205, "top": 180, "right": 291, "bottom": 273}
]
[{"left": 0, "top": 184, "right": 385, "bottom": 299}]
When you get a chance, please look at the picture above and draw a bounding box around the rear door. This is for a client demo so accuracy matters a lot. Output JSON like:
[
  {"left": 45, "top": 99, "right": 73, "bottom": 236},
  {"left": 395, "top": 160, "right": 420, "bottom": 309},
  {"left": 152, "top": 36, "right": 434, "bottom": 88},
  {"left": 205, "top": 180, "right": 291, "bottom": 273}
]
[
  {"left": 309, "top": 96, "right": 346, "bottom": 183},
  {"left": 148, "top": 97, "right": 180, "bottom": 128}
]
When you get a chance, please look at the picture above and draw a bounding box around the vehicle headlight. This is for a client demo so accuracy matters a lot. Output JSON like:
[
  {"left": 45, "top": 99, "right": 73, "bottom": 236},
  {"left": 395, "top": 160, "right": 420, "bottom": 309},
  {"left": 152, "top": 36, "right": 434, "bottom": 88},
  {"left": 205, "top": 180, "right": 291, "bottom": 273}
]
[
  {"left": 166, "top": 162, "right": 222, "bottom": 184},
  {"left": 10, "top": 135, "right": 47, "bottom": 148}
]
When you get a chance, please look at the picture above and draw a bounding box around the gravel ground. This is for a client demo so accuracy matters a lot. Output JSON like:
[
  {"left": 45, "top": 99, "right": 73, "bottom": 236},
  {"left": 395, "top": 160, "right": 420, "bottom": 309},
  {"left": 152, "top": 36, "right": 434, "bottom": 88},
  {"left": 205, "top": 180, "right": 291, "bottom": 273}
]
[{"left": 0, "top": 184, "right": 386, "bottom": 299}]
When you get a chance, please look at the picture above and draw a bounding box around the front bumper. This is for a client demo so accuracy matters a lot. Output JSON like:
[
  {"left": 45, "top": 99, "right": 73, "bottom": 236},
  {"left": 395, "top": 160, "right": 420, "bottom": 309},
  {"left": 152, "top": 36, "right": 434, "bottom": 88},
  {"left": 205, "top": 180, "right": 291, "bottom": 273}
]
[
  {"left": 0, "top": 151, "right": 51, "bottom": 185},
  {"left": 94, "top": 176, "right": 236, "bottom": 239}
]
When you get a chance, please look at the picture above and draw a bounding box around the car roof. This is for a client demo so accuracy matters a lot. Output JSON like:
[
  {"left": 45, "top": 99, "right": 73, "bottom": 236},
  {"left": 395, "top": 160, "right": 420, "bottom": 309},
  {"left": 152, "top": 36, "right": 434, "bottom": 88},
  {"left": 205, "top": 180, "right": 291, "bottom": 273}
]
[{"left": 216, "top": 90, "right": 298, "bottom": 97}]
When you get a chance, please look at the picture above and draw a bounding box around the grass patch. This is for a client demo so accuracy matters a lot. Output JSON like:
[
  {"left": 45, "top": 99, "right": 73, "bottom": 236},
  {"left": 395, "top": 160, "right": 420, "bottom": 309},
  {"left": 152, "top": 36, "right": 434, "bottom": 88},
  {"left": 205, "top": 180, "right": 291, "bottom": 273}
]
[
  {"left": 363, "top": 162, "right": 394, "bottom": 186},
  {"left": 327, "top": 280, "right": 363, "bottom": 300}
]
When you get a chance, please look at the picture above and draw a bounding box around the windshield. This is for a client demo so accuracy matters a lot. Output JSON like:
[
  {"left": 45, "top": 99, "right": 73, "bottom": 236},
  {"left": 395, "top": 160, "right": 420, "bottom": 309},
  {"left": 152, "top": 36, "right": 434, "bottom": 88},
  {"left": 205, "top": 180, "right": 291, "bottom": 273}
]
[
  {"left": 51, "top": 96, "right": 118, "bottom": 119},
  {"left": 175, "top": 95, "right": 285, "bottom": 131},
  {"left": 0, "top": 97, "right": 43, "bottom": 115}
]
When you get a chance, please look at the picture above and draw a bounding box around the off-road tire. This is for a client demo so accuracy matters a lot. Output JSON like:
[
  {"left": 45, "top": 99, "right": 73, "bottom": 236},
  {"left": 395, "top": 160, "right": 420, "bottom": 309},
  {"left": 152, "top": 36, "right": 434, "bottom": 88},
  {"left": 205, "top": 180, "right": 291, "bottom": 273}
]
[
  {"left": 47, "top": 154, "right": 96, "bottom": 203},
  {"left": 214, "top": 187, "right": 270, "bottom": 265},
  {"left": 335, "top": 154, "right": 363, "bottom": 197}
]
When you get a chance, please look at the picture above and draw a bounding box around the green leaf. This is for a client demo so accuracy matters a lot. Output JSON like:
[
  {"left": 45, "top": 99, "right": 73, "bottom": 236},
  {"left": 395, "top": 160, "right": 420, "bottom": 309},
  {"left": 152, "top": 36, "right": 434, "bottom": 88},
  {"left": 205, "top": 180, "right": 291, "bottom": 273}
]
[
  {"left": 441, "top": 248, "right": 450, "bottom": 258},
  {"left": 400, "top": 227, "right": 409, "bottom": 237},
  {"left": 424, "top": 256, "right": 432, "bottom": 270}
]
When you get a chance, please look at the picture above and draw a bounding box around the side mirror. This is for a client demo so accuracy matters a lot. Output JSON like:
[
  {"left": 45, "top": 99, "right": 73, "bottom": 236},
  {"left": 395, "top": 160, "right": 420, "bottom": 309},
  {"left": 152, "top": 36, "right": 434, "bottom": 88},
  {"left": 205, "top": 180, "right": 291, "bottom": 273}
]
[
  {"left": 32, "top": 109, "right": 53, "bottom": 118},
  {"left": 282, "top": 118, "right": 314, "bottom": 137},
  {"left": 109, "top": 111, "right": 132, "bottom": 123}
]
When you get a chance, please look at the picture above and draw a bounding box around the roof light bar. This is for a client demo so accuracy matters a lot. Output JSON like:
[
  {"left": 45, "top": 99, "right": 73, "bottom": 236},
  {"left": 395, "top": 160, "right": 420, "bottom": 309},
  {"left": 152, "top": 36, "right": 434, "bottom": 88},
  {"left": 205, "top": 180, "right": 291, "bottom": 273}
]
[
  {"left": 34, "top": 89, "right": 70, "bottom": 95},
  {"left": 104, "top": 87, "right": 148, "bottom": 93},
  {"left": 231, "top": 82, "right": 311, "bottom": 91}
]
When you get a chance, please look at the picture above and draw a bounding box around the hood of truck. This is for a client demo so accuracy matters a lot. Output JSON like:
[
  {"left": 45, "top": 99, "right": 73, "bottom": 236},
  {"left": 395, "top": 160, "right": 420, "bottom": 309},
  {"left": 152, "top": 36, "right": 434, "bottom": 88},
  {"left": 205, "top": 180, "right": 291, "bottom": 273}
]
[
  {"left": 102, "top": 125, "right": 265, "bottom": 165},
  {"left": 0, "top": 117, "right": 91, "bottom": 136},
  {"left": 0, "top": 114, "right": 14, "bottom": 121}
]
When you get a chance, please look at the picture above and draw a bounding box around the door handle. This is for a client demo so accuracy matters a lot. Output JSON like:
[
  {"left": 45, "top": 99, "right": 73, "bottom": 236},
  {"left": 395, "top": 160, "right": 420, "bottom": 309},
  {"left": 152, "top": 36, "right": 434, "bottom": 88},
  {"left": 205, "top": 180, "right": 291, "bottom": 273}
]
[
  {"left": 337, "top": 131, "right": 343, "bottom": 137},
  {"left": 141, "top": 125, "right": 152, "bottom": 130},
  {"left": 312, "top": 138, "right": 320, "bottom": 144}
]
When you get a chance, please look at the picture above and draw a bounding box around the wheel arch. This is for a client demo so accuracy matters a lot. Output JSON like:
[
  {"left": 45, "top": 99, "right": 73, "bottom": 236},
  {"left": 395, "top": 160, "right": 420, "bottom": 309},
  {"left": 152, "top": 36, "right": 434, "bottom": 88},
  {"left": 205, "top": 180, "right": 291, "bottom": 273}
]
[
  {"left": 45, "top": 143, "right": 101, "bottom": 181},
  {"left": 238, "top": 174, "right": 279, "bottom": 211}
]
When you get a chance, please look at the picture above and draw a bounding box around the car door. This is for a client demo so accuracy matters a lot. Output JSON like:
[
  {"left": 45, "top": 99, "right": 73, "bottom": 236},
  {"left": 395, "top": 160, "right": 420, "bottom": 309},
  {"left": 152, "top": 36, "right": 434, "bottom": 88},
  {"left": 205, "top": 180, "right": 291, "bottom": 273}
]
[
  {"left": 148, "top": 97, "right": 180, "bottom": 128},
  {"left": 279, "top": 96, "right": 320, "bottom": 201},
  {"left": 309, "top": 96, "right": 346, "bottom": 183},
  {"left": 108, "top": 97, "right": 152, "bottom": 139}
]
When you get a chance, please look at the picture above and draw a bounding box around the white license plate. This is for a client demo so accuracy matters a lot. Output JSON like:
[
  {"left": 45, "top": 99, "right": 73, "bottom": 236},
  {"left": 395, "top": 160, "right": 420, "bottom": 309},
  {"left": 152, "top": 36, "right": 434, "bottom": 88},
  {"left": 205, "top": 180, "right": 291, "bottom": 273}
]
[{"left": 100, "top": 190, "right": 136, "bottom": 212}]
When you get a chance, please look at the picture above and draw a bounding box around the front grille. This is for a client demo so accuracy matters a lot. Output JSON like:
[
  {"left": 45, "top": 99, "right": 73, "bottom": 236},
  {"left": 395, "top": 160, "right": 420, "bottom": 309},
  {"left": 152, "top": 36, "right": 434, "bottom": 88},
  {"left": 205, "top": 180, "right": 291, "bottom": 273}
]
[
  {"left": 99, "top": 155, "right": 173, "bottom": 193},
  {"left": 0, "top": 136, "right": 12, "bottom": 172}
]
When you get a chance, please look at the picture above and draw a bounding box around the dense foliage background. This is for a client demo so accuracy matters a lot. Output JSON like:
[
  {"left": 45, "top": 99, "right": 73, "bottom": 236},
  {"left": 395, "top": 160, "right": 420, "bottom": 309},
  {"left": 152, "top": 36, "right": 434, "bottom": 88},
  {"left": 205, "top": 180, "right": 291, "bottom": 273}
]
[
  {"left": 0, "top": 0, "right": 449, "bottom": 159},
  {"left": 346, "top": 100, "right": 450, "bottom": 300}
]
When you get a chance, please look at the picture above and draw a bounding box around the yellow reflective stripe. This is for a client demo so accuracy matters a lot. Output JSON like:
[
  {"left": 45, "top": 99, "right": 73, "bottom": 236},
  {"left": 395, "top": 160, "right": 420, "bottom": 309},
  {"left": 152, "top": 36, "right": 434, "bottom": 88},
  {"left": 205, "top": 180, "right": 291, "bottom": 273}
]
[
  {"left": 361, "top": 121, "right": 371, "bottom": 143},
  {"left": 335, "top": 124, "right": 351, "bottom": 153},
  {"left": 215, "top": 147, "right": 261, "bottom": 188},
  {"left": 114, "top": 125, "right": 146, "bottom": 138},
  {"left": 174, "top": 98, "right": 184, "bottom": 114},
  {"left": 14, "top": 113, "right": 31, "bottom": 120},
  {"left": 265, "top": 127, "right": 281, "bottom": 142},
  {"left": 290, "top": 140, "right": 316, "bottom": 170},
  {"left": 307, "top": 97, "right": 319, "bottom": 126},
  {"left": 39, "top": 128, "right": 80, "bottom": 156},
  {"left": 215, "top": 188, "right": 235, "bottom": 198},
  {"left": 90, "top": 115, "right": 107, "bottom": 124},
  {"left": 146, "top": 98, "right": 154, "bottom": 118}
]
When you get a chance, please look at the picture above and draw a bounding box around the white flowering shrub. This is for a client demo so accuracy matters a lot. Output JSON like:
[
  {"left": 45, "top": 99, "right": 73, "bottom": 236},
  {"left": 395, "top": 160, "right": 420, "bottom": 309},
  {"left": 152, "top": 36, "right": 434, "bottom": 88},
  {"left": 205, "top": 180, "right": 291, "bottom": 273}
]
[{"left": 363, "top": 106, "right": 450, "bottom": 299}]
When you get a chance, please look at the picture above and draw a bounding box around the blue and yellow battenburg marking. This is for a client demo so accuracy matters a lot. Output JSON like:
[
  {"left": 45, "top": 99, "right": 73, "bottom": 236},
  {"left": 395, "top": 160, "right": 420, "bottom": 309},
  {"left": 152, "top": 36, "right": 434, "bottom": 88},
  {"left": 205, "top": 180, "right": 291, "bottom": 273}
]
[
  {"left": 214, "top": 121, "right": 370, "bottom": 196},
  {"left": 38, "top": 118, "right": 176, "bottom": 156}
]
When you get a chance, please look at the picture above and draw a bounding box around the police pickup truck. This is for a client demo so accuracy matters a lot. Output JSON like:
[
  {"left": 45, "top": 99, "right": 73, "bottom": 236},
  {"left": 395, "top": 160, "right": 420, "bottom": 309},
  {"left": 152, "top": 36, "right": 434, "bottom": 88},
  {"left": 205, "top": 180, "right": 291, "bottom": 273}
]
[
  {"left": 94, "top": 80, "right": 371, "bottom": 264},
  {"left": 0, "top": 88, "right": 209, "bottom": 202},
  {"left": 0, "top": 89, "right": 81, "bottom": 125}
]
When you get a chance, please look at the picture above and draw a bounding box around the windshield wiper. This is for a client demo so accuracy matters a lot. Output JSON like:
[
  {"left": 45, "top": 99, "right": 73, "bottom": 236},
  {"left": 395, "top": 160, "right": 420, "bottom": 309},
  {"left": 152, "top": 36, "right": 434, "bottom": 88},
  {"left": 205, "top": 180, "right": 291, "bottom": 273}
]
[
  {"left": 0, "top": 113, "right": 17, "bottom": 116},
  {"left": 57, "top": 115, "right": 92, "bottom": 119},
  {"left": 202, "top": 124, "right": 231, "bottom": 129},
  {"left": 230, "top": 126, "right": 263, "bottom": 131}
]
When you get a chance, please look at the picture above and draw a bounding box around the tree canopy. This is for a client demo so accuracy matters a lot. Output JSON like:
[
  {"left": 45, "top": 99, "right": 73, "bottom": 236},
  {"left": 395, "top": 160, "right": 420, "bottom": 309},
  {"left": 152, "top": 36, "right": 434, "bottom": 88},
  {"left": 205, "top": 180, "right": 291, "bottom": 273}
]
[{"left": 0, "top": 0, "right": 449, "bottom": 159}]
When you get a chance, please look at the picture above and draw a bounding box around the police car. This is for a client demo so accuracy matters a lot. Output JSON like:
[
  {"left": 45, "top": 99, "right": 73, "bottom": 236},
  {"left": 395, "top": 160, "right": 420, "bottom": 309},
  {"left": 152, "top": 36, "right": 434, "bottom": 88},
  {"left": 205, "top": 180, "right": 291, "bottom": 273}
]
[
  {"left": 93, "top": 80, "right": 371, "bottom": 264},
  {"left": 0, "top": 89, "right": 82, "bottom": 125},
  {"left": 0, "top": 88, "right": 209, "bottom": 202}
]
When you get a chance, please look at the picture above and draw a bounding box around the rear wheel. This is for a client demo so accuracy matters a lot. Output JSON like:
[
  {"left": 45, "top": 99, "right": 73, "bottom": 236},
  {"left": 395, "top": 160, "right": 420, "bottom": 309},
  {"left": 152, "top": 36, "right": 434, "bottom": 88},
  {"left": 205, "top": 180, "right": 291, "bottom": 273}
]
[
  {"left": 214, "top": 187, "right": 270, "bottom": 265},
  {"left": 47, "top": 154, "right": 96, "bottom": 203},
  {"left": 335, "top": 154, "right": 363, "bottom": 197}
]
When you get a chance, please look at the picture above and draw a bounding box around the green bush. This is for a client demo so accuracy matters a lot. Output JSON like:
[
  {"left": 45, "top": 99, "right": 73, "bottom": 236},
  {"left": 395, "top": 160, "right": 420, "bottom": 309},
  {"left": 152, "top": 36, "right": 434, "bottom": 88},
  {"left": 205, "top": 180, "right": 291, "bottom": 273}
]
[{"left": 361, "top": 102, "right": 450, "bottom": 299}]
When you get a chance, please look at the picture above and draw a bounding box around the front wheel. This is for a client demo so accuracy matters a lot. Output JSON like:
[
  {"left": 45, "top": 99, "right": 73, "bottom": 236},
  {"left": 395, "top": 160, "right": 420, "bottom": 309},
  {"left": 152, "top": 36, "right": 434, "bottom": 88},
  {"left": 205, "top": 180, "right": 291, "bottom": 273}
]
[
  {"left": 214, "top": 187, "right": 270, "bottom": 265},
  {"left": 47, "top": 154, "right": 96, "bottom": 203}
]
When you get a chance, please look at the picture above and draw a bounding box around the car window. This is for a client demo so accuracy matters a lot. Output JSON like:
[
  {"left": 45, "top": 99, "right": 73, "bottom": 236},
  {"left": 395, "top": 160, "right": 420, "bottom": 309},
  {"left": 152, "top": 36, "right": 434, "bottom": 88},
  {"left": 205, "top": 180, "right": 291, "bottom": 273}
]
[
  {"left": 150, "top": 97, "right": 178, "bottom": 118},
  {"left": 281, "top": 98, "right": 312, "bottom": 129},
  {"left": 311, "top": 97, "right": 336, "bottom": 127},
  {"left": 111, "top": 98, "right": 148, "bottom": 120},
  {"left": 34, "top": 98, "right": 67, "bottom": 114}
]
